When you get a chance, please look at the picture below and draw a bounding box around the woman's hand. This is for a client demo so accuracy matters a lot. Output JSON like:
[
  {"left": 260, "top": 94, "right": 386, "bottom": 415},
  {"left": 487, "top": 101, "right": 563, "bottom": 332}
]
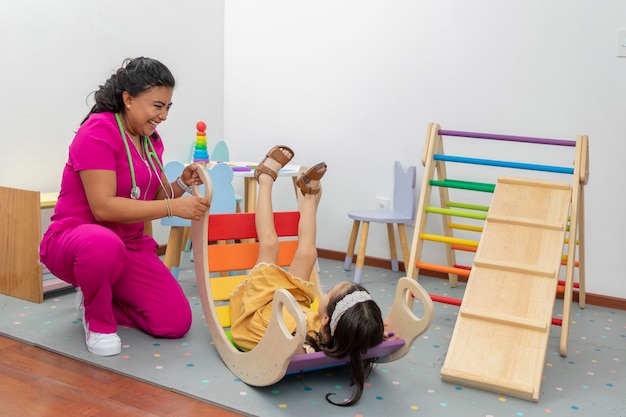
[
  {"left": 180, "top": 163, "right": 204, "bottom": 187},
  {"left": 171, "top": 195, "right": 210, "bottom": 221}
]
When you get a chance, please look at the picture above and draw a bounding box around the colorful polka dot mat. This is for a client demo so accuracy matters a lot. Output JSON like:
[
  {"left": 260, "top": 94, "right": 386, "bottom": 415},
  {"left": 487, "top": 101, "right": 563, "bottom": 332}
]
[{"left": 1, "top": 255, "right": 624, "bottom": 417}]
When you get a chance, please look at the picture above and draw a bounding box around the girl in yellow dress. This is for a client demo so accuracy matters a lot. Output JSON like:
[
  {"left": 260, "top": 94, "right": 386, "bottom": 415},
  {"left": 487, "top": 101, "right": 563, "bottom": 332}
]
[{"left": 229, "top": 145, "right": 387, "bottom": 406}]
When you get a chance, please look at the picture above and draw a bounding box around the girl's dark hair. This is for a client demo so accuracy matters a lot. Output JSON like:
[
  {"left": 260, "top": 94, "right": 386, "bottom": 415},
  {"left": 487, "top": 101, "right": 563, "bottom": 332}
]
[
  {"left": 306, "top": 283, "right": 384, "bottom": 406},
  {"left": 81, "top": 57, "right": 175, "bottom": 126}
]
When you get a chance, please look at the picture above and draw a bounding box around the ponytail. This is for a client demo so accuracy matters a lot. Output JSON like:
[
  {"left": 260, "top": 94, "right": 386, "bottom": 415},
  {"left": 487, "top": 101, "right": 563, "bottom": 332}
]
[
  {"left": 81, "top": 57, "right": 175, "bottom": 125},
  {"left": 306, "top": 284, "right": 384, "bottom": 406}
]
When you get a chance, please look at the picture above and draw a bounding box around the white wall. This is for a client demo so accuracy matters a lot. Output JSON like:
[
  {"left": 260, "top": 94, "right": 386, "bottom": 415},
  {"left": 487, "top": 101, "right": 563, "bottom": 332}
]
[
  {"left": 2, "top": 1, "right": 625, "bottom": 300},
  {"left": 224, "top": 1, "right": 626, "bottom": 298},
  {"left": 1, "top": 0, "right": 224, "bottom": 243}
]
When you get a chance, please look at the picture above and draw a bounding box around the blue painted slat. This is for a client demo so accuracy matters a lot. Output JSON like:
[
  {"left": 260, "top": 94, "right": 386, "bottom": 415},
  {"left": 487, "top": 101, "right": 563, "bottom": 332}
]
[{"left": 433, "top": 154, "right": 574, "bottom": 174}]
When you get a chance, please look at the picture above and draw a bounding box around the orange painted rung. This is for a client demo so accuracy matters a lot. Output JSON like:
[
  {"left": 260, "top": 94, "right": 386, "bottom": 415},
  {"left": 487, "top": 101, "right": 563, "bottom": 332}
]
[
  {"left": 560, "top": 254, "right": 580, "bottom": 267},
  {"left": 415, "top": 262, "right": 471, "bottom": 277},
  {"left": 208, "top": 240, "right": 298, "bottom": 272},
  {"left": 451, "top": 244, "right": 477, "bottom": 253}
]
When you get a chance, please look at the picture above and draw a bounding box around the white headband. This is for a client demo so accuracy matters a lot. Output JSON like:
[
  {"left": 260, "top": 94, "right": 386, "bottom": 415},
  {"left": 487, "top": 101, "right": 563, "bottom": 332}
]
[{"left": 329, "top": 290, "right": 372, "bottom": 336}]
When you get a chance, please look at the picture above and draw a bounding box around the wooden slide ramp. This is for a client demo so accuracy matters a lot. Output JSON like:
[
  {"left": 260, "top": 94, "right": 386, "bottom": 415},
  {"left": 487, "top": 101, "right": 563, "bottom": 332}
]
[{"left": 440, "top": 176, "right": 572, "bottom": 402}]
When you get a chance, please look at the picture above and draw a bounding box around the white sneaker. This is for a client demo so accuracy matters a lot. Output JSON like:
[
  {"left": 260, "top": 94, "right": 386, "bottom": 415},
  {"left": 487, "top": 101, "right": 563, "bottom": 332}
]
[
  {"left": 84, "top": 328, "right": 122, "bottom": 356},
  {"left": 77, "top": 290, "right": 121, "bottom": 356}
]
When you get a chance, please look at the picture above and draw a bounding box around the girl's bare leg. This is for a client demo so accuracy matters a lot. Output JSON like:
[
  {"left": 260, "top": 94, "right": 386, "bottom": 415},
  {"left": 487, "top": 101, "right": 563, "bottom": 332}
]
[
  {"left": 287, "top": 164, "right": 326, "bottom": 281},
  {"left": 255, "top": 148, "right": 293, "bottom": 264}
]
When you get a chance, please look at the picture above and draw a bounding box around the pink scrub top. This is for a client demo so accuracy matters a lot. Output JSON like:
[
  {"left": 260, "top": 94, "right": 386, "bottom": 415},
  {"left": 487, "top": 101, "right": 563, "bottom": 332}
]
[{"left": 44, "top": 112, "right": 165, "bottom": 247}]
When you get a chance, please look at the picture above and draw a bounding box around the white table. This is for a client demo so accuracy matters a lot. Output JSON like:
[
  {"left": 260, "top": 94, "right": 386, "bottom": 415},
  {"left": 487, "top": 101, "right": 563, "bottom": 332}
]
[{"left": 205, "top": 162, "right": 301, "bottom": 212}]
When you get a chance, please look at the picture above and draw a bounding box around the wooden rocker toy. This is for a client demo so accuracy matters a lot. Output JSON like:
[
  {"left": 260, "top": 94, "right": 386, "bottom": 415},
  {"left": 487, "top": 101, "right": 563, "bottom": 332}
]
[{"left": 191, "top": 166, "right": 435, "bottom": 387}]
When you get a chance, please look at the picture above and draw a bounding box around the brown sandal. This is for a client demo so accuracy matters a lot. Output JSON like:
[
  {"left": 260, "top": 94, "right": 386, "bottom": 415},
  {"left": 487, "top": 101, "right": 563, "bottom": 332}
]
[
  {"left": 254, "top": 145, "right": 295, "bottom": 181},
  {"left": 297, "top": 162, "right": 327, "bottom": 195}
]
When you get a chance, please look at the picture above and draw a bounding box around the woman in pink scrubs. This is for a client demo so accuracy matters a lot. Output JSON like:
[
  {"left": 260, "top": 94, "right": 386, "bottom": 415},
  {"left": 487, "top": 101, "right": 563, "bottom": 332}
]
[{"left": 40, "top": 57, "right": 210, "bottom": 356}]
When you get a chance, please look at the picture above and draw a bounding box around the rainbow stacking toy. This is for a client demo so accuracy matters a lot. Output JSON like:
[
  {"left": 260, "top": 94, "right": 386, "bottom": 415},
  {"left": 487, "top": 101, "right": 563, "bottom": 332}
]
[{"left": 192, "top": 121, "right": 210, "bottom": 164}]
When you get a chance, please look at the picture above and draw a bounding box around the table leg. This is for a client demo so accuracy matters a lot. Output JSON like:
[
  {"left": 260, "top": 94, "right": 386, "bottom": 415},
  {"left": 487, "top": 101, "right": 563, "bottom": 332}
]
[
  {"left": 243, "top": 173, "right": 300, "bottom": 214},
  {"left": 244, "top": 177, "right": 257, "bottom": 213}
]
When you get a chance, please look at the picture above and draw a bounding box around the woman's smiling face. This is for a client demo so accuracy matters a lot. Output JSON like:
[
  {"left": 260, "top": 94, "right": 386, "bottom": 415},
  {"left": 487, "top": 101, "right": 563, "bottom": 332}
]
[{"left": 123, "top": 86, "right": 173, "bottom": 137}]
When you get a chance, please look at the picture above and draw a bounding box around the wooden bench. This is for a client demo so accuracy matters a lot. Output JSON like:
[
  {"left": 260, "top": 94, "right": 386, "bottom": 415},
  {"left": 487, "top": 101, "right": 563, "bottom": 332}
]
[{"left": 0, "top": 186, "right": 65, "bottom": 303}]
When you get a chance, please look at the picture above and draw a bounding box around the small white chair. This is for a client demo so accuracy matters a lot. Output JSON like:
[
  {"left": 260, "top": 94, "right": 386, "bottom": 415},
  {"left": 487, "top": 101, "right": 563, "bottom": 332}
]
[{"left": 343, "top": 161, "right": 417, "bottom": 284}]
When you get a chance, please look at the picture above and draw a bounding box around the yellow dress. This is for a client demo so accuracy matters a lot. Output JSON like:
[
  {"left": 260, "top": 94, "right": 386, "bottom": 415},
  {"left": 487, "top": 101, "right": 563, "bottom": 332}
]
[{"left": 230, "top": 262, "right": 320, "bottom": 351}]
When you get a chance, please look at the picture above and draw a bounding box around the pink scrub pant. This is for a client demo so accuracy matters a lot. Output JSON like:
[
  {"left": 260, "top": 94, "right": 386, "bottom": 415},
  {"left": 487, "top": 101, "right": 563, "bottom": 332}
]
[{"left": 40, "top": 223, "right": 192, "bottom": 337}]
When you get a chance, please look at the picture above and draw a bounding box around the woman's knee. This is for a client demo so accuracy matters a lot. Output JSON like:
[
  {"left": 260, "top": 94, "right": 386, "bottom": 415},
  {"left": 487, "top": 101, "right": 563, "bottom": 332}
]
[
  {"left": 41, "top": 224, "right": 126, "bottom": 283},
  {"left": 150, "top": 306, "right": 192, "bottom": 338}
]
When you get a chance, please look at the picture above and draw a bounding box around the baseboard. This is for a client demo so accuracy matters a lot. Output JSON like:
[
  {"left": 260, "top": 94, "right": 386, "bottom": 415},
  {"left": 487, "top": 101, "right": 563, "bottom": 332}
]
[
  {"left": 159, "top": 244, "right": 626, "bottom": 311},
  {"left": 318, "top": 248, "right": 626, "bottom": 311}
]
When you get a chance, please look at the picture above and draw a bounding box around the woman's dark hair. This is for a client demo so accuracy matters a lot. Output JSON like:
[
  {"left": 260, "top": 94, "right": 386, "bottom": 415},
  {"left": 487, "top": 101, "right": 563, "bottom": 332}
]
[
  {"left": 306, "top": 283, "right": 384, "bottom": 406},
  {"left": 81, "top": 57, "right": 175, "bottom": 126}
]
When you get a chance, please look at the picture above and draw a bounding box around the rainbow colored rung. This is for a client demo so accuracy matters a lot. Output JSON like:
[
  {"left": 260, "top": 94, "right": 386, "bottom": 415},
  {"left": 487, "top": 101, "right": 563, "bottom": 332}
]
[
  {"left": 425, "top": 207, "right": 487, "bottom": 220},
  {"left": 433, "top": 154, "right": 574, "bottom": 175},
  {"left": 420, "top": 233, "right": 479, "bottom": 247},
  {"left": 430, "top": 179, "right": 495, "bottom": 193}
]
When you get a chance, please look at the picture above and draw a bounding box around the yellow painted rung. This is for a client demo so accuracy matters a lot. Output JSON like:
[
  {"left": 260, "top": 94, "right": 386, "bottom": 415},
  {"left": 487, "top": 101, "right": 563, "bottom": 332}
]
[
  {"left": 216, "top": 305, "right": 231, "bottom": 328},
  {"left": 449, "top": 223, "right": 483, "bottom": 233},
  {"left": 420, "top": 233, "right": 479, "bottom": 248},
  {"left": 210, "top": 275, "right": 247, "bottom": 301}
]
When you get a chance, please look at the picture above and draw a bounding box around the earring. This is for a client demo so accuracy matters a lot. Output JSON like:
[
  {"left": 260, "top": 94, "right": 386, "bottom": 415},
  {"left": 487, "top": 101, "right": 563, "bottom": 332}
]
[{"left": 127, "top": 104, "right": 131, "bottom": 108}]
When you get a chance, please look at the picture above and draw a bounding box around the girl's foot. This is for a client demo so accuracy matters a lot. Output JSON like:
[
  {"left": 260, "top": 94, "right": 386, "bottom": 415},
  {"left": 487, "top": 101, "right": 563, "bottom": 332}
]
[
  {"left": 254, "top": 145, "right": 295, "bottom": 182},
  {"left": 297, "top": 162, "right": 327, "bottom": 196}
]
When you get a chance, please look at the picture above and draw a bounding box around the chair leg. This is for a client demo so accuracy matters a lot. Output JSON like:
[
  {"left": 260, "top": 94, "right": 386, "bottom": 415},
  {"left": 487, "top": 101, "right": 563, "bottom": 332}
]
[
  {"left": 343, "top": 220, "right": 361, "bottom": 270},
  {"left": 397, "top": 223, "right": 410, "bottom": 271},
  {"left": 164, "top": 226, "right": 185, "bottom": 279},
  {"left": 386, "top": 223, "right": 399, "bottom": 272},
  {"left": 354, "top": 221, "right": 370, "bottom": 284},
  {"left": 182, "top": 227, "right": 191, "bottom": 251}
]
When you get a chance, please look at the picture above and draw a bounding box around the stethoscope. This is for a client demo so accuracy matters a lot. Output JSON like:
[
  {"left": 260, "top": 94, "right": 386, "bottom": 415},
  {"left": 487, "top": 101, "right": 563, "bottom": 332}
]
[{"left": 115, "top": 113, "right": 171, "bottom": 200}]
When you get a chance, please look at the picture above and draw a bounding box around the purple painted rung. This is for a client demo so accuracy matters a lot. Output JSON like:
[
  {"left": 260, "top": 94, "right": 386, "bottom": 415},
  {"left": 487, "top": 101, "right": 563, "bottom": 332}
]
[
  {"left": 285, "top": 338, "right": 406, "bottom": 374},
  {"left": 438, "top": 129, "right": 576, "bottom": 147}
]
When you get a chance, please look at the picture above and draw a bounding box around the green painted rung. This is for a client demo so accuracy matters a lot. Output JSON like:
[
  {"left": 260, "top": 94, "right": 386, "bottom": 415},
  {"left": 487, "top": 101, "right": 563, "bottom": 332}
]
[
  {"left": 425, "top": 206, "right": 488, "bottom": 220},
  {"left": 430, "top": 179, "right": 495, "bottom": 193}
]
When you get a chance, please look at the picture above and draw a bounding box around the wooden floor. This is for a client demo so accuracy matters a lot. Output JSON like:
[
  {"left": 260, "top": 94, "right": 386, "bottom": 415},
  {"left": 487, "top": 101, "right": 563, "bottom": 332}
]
[{"left": 0, "top": 335, "right": 245, "bottom": 417}]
